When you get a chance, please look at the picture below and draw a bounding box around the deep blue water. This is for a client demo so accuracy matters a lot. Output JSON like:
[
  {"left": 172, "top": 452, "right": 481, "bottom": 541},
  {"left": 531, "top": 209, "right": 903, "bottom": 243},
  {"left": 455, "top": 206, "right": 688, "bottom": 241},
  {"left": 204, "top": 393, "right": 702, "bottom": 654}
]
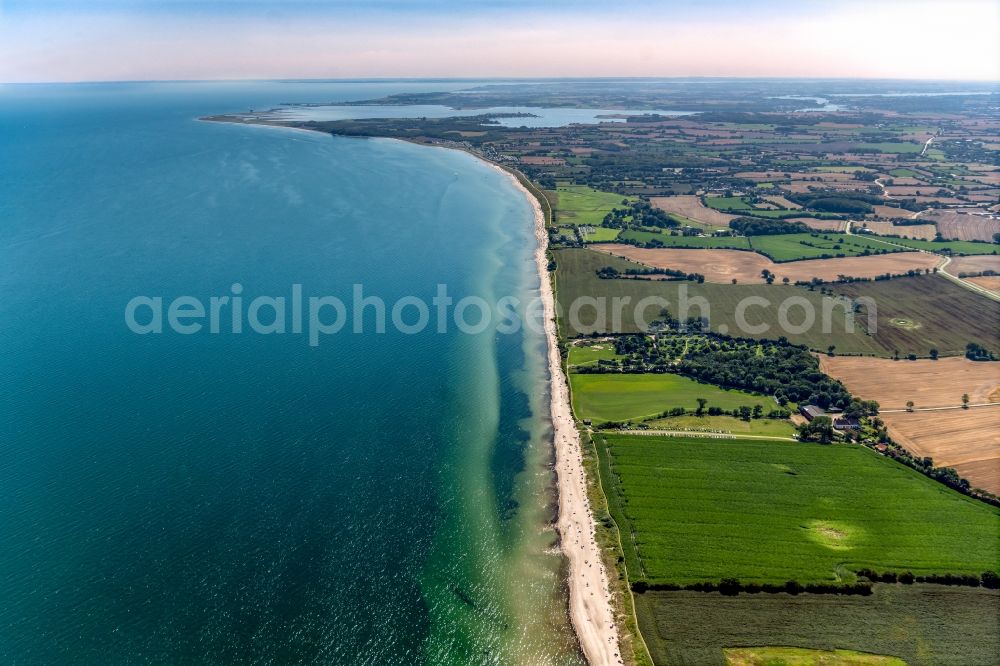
[{"left": 0, "top": 82, "right": 580, "bottom": 664}]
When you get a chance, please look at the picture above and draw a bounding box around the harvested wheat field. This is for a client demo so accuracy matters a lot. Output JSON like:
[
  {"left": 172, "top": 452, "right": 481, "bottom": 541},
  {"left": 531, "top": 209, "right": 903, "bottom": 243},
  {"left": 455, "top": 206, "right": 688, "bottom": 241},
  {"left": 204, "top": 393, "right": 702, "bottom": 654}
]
[
  {"left": 926, "top": 211, "right": 1000, "bottom": 242},
  {"left": 789, "top": 217, "right": 847, "bottom": 232},
  {"left": 864, "top": 220, "right": 937, "bottom": 241},
  {"left": 968, "top": 275, "right": 1000, "bottom": 295},
  {"left": 872, "top": 205, "right": 915, "bottom": 219},
  {"left": 880, "top": 408, "right": 1000, "bottom": 494},
  {"left": 821, "top": 355, "right": 1000, "bottom": 493},
  {"left": 593, "top": 245, "right": 939, "bottom": 284},
  {"left": 763, "top": 195, "right": 801, "bottom": 209},
  {"left": 949, "top": 255, "right": 1000, "bottom": 276},
  {"left": 819, "top": 356, "right": 1000, "bottom": 409},
  {"left": 651, "top": 195, "right": 736, "bottom": 227}
]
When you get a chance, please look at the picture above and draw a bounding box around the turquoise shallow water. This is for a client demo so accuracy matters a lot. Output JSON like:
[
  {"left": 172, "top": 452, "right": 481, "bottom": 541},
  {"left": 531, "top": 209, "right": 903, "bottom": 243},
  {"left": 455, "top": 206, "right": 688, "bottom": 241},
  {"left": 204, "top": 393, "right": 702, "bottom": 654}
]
[{"left": 0, "top": 82, "right": 582, "bottom": 664}]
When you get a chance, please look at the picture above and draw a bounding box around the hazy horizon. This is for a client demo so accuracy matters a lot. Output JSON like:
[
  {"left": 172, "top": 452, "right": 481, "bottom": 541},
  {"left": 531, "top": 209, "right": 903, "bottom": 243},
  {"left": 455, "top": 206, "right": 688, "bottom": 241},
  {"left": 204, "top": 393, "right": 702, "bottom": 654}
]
[{"left": 2, "top": 0, "right": 998, "bottom": 84}]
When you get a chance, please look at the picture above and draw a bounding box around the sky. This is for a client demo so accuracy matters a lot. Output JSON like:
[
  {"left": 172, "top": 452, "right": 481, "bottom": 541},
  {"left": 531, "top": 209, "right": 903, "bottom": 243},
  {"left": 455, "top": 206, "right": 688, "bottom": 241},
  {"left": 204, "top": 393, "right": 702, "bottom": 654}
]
[{"left": 1, "top": 0, "right": 997, "bottom": 83}]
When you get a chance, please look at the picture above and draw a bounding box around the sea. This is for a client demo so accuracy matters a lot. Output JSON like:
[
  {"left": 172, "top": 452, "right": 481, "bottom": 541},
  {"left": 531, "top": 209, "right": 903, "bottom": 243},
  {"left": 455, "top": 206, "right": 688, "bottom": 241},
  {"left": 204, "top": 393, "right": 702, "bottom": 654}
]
[{"left": 0, "top": 81, "right": 586, "bottom": 664}]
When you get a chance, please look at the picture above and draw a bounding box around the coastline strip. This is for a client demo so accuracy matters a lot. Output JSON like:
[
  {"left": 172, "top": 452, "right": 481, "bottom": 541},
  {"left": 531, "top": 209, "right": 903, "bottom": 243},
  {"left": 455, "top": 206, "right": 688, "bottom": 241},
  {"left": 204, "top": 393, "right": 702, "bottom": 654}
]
[{"left": 493, "top": 163, "right": 622, "bottom": 666}]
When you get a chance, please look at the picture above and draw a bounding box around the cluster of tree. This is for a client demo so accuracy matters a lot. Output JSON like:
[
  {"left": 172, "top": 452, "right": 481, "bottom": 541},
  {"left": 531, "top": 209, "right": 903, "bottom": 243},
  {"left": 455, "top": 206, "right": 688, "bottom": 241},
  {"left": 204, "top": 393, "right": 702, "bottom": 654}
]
[
  {"left": 787, "top": 191, "right": 881, "bottom": 214},
  {"left": 797, "top": 415, "right": 836, "bottom": 443},
  {"left": 601, "top": 201, "right": 679, "bottom": 230},
  {"left": 630, "top": 568, "right": 1000, "bottom": 597},
  {"left": 676, "top": 335, "right": 854, "bottom": 409},
  {"left": 631, "top": 579, "right": 873, "bottom": 596},
  {"left": 730, "top": 217, "right": 810, "bottom": 236},
  {"left": 653, "top": 403, "right": 791, "bottom": 421},
  {"left": 622, "top": 235, "right": 754, "bottom": 252},
  {"left": 595, "top": 265, "right": 704, "bottom": 283},
  {"left": 966, "top": 342, "right": 997, "bottom": 362},
  {"left": 856, "top": 569, "right": 999, "bottom": 589},
  {"left": 956, "top": 269, "right": 998, "bottom": 279}
]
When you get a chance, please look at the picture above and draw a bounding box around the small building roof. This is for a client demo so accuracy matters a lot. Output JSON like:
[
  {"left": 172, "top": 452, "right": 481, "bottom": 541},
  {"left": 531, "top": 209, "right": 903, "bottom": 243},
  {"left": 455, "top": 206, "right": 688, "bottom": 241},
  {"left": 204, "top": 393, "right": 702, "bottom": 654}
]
[{"left": 800, "top": 405, "right": 826, "bottom": 420}]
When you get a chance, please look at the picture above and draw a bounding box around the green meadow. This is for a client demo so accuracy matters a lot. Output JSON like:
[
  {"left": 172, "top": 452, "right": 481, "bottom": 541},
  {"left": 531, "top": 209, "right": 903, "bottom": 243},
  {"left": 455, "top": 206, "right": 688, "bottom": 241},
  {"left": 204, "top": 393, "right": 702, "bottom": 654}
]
[
  {"left": 595, "top": 434, "right": 1000, "bottom": 586},
  {"left": 705, "top": 196, "right": 752, "bottom": 211},
  {"left": 723, "top": 647, "right": 904, "bottom": 666},
  {"left": 865, "top": 235, "right": 999, "bottom": 256},
  {"left": 749, "top": 232, "right": 904, "bottom": 261},
  {"left": 553, "top": 184, "right": 634, "bottom": 227},
  {"left": 636, "top": 585, "right": 1000, "bottom": 666},
  {"left": 569, "top": 373, "right": 774, "bottom": 424},
  {"left": 617, "top": 230, "right": 751, "bottom": 249},
  {"left": 580, "top": 226, "right": 621, "bottom": 242},
  {"left": 643, "top": 413, "right": 797, "bottom": 438},
  {"left": 567, "top": 342, "right": 621, "bottom": 368}
]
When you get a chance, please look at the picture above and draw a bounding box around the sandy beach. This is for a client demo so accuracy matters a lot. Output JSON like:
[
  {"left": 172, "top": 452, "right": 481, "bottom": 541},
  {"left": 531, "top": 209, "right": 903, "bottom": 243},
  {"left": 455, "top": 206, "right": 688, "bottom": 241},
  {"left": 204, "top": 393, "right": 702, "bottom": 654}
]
[{"left": 495, "top": 165, "right": 621, "bottom": 666}]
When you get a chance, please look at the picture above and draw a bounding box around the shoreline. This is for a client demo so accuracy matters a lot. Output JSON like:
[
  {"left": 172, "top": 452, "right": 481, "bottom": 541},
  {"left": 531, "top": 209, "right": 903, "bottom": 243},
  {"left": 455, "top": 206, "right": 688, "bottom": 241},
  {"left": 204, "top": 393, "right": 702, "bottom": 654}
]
[
  {"left": 202, "top": 115, "right": 620, "bottom": 664},
  {"left": 489, "top": 163, "right": 621, "bottom": 666}
]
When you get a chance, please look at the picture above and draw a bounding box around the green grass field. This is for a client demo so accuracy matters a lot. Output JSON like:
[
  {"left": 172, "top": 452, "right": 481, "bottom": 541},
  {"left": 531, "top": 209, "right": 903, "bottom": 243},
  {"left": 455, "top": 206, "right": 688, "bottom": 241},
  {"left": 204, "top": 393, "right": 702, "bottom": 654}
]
[
  {"left": 552, "top": 184, "right": 634, "bottom": 227},
  {"left": 888, "top": 168, "right": 921, "bottom": 178},
  {"left": 863, "top": 235, "right": 1000, "bottom": 256},
  {"left": 567, "top": 342, "right": 621, "bottom": 367},
  {"left": 553, "top": 248, "right": 888, "bottom": 354},
  {"left": 569, "top": 373, "right": 775, "bottom": 424},
  {"left": 596, "top": 434, "right": 1000, "bottom": 586},
  {"left": 643, "top": 414, "right": 797, "bottom": 438},
  {"left": 635, "top": 585, "right": 999, "bottom": 666},
  {"left": 581, "top": 226, "right": 621, "bottom": 242},
  {"left": 724, "top": 646, "right": 904, "bottom": 665},
  {"left": 832, "top": 275, "right": 1000, "bottom": 356},
  {"left": 748, "top": 233, "right": 905, "bottom": 261},
  {"left": 620, "top": 229, "right": 750, "bottom": 250},
  {"left": 617, "top": 230, "right": 752, "bottom": 249},
  {"left": 705, "top": 196, "right": 753, "bottom": 211}
]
